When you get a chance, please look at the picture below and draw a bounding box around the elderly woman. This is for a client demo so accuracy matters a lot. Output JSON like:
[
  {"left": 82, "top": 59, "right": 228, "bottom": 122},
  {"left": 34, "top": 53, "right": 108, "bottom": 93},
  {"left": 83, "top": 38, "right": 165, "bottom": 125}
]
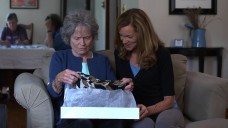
[{"left": 47, "top": 10, "right": 133, "bottom": 128}]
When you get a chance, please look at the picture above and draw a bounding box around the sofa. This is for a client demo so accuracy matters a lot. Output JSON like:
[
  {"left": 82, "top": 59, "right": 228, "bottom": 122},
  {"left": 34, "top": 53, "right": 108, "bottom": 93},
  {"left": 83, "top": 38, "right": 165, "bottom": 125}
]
[{"left": 14, "top": 50, "right": 228, "bottom": 128}]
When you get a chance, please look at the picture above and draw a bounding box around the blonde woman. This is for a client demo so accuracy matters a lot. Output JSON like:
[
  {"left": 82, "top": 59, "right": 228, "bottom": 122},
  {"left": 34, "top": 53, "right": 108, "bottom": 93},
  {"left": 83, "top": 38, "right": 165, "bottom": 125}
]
[{"left": 114, "top": 8, "right": 185, "bottom": 128}]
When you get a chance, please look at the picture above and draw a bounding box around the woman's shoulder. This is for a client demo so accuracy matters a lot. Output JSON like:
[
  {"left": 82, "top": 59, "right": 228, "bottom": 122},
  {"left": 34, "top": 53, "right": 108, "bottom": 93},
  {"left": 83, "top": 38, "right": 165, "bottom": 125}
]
[
  {"left": 2, "top": 26, "right": 8, "bottom": 30},
  {"left": 157, "top": 46, "right": 170, "bottom": 55},
  {"left": 51, "top": 50, "right": 75, "bottom": 64},
  {"left": 2, "top": 27, "right": 9, "bottom": 32},
  {"left": 156, "top": 46, "right": 172, "bottom": 61},
  {"left": 53, "top": 49, "right": 72, "bottom": 57},
  {"left": 53, "top": 29, "right": 60, "bottom": 37},
  {"left": 93, "top": 52, "right": 108, "bottom": 59}
]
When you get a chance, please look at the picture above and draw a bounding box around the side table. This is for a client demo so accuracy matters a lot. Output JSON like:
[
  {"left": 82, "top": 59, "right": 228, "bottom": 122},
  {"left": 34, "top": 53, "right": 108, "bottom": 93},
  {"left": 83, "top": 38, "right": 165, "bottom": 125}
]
[{"left": 166, "top": 47, "right": 224, "bottom": 77}]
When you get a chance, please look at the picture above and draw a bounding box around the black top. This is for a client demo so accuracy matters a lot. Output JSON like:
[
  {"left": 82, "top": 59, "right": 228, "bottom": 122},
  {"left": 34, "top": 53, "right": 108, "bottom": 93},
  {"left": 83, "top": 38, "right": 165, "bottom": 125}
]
[{"left": 115, "top": 46, "right": 175, "bottom": 107}]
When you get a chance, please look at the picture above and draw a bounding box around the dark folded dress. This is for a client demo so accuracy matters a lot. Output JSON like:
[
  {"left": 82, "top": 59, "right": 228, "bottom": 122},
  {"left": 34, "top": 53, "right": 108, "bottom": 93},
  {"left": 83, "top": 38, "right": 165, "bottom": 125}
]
[{"left": 73, "top": 72, "right": 126, "bottom": 90}]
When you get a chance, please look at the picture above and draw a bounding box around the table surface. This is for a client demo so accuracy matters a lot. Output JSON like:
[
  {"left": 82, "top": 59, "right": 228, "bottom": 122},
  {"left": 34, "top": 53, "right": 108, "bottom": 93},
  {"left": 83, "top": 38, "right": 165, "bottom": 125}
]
[{"left": 0, "top": 44, "right": 55, "bottom": 69}]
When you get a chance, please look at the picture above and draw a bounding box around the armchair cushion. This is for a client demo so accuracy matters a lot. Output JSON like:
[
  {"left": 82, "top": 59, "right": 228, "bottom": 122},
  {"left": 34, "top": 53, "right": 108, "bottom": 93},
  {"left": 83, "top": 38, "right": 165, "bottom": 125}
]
[
  {"left": 33, "top": 51, "right": 53, "bottom": 85},
  {"left": 185, "top": 118, "right": 228, "bottom": 128},
  {"left": 171, "top": 54, "right": 187, "bottom": 111},
  {"left": 184, "top": 71, "right": 228, "bottom": 121},
  {"left": 96, "top": 50, "right": 116, "bottom": 73},
  {"left": 14, "top": 73, "right": 54, "bottom": 128}
]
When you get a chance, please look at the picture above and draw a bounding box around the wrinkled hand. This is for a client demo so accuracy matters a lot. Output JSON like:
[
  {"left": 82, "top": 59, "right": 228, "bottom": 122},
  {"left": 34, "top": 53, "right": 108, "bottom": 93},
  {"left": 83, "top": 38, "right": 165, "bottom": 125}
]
[
  {"left": 121, "top": 78, "right": 134, "bottom": 91},
  {"left": 138, "top": 104, "right": 150, "bottom": 120},
  {"left": 15, "top": 39, "right": 22, "bottom": 45},
  {"left": 56, "top": 69, "right": 81, "bottom": 86},
  {"left": 4, "top": 41, "right": 11, "bottom": 47},
  {"left": 52, "top": 69, "right": 81, "bottom": 93}
]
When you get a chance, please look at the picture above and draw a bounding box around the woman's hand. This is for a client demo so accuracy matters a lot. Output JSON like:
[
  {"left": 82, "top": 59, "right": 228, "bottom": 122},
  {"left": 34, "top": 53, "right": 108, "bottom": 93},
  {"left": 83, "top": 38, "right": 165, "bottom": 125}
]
[
  {"left": 121, "top": 78, "right": 134, "bottom": 91},
  {"left": 52, "top": 69, "right": 81, "bottom": 93},
  {"left": 45, "top": 19, "right": 53, "bottom": 32},
  {"left": 0, "top": 40, "right": 11, "bottom": 47},
  {"left": 138, "top": 104, "right": 150, "bottom": 120},
  {"left": 56, "top": 69, "right": 81, "bottom": 85},
  {"left": 15, "top": 39, "right": 23, "bottom": 45}
]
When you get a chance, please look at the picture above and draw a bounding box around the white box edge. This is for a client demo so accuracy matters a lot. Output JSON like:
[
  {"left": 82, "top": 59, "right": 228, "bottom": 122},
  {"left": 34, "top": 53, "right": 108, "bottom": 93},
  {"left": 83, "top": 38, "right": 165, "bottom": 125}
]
[{"left": 61, "top": 107, "right": 139, "bottom": 119}]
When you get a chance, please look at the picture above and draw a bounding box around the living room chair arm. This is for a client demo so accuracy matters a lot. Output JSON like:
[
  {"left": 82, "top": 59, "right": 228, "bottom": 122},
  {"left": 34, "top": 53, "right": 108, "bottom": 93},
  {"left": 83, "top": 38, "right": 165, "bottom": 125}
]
[
  {"left": 184, "top": 71, "right": 228, "bottom": 121},
  {"left": 14, "top": 73, "right": 54, "bottom": 128},
  {"left": 185, "top": 118, "right": 228, "bottom": 128}
]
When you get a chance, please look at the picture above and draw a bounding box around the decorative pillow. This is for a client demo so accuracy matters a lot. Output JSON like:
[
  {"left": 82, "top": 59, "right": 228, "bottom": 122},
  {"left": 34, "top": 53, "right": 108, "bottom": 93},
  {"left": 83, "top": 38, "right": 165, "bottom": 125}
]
[
  {"left": 33, "top": 52, "right": 54, "bottom": 85},
  {"left": 96, "top": 50, "right": 116, "bottom": 72},
  {"left": 171, "top": 54, "right": 187, "bottom": 112}
]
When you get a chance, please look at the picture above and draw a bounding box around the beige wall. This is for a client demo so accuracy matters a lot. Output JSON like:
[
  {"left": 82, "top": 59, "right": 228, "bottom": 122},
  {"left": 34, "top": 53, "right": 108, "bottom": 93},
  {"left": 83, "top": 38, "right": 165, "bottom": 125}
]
[
  {"left": 137, "top": 0, "right": 228, "bottom": 78},
  {"left": 1, "top": 0, "right": 228, "bottom": 78}
]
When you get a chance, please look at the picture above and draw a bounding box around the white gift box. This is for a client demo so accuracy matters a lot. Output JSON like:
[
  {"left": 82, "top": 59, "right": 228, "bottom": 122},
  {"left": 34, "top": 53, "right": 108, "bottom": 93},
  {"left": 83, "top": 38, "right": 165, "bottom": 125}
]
[{"left": 61, "top": 107, "right": 139, "bottom": 119}]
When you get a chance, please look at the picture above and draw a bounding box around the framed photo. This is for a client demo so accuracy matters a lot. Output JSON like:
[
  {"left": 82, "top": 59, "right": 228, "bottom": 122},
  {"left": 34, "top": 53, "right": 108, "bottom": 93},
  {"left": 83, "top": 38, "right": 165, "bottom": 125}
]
[
  {"left": 10, "top": 0, "right": 39, "bottom": 9},
  {"left": 173, "top": 39, "right": 184, "bottom": 47},
  {"left": 169, "top": 0, "right": 217, "bottom": 15}
]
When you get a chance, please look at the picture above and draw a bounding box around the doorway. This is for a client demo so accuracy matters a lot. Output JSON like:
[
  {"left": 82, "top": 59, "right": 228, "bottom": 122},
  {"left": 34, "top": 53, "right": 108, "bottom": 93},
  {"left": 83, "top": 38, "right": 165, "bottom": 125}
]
[{"left": 60, "top": 0, "right": 118, "bottom": 50}]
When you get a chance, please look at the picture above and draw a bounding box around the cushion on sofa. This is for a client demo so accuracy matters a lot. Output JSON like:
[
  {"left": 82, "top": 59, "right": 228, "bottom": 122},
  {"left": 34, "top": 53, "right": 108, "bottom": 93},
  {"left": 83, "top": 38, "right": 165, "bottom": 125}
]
[
  {"left": 185, "top": 118, "right": 228, "bottom": 128},
  {"left": 184, "top": 72, "right": 228, "bottom": 121},
  {"left": 96, "top": 50, "right": 116, "bottom": 72},
  {"left": 33, "top": 53, "right": 53, "bottom": 85},
  {"left": 171, "top": 54, "right": 187, "bottom": 111}
]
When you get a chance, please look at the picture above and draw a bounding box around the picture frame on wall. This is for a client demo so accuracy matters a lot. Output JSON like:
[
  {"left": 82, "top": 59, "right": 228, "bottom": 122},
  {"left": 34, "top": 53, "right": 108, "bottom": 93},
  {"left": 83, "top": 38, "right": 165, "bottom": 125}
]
[
  {"left": 169, "top": 0, "right": 217, "bottom": 15},
  {"left": 173, "top": 39, "right": 184, "bottom": 47},
  {"left": 10, "top": 0, "right": 39, "bottom": 9}
]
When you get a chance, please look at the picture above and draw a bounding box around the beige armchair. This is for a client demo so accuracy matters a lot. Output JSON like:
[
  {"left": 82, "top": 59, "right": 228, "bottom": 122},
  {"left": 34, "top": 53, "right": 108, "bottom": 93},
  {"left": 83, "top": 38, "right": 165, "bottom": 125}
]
[{"left": 14, "top": 50, "right": 228, "bottom": 128}]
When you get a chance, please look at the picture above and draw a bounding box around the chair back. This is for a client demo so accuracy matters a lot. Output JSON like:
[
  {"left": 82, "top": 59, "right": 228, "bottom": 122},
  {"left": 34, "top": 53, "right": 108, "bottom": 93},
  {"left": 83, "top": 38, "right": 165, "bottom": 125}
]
[{"left": 19, "top": 23, "right": 34, "bottom": 44}]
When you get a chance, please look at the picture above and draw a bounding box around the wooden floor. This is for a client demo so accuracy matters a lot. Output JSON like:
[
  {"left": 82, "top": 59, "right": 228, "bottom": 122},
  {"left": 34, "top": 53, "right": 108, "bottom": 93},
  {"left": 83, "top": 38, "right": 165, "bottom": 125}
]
[
  {"left": 0, "top": 96, "right": 26, "bottom": 128},
  {"left": 0, "top": 70, "right": 34, "bottom": 128}
]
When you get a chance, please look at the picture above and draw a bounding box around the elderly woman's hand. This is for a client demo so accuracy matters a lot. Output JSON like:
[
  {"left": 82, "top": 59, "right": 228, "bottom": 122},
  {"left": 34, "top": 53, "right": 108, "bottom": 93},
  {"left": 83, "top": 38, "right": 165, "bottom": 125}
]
[
  {"left": 52, "top": 69, "right": 81, "bottom": 93},
  {"left": 57, "top": 69, "right": 81, "bottom": 85},
  {"left": 121, "top": 78, "right": 134, "bottom": 91}
]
